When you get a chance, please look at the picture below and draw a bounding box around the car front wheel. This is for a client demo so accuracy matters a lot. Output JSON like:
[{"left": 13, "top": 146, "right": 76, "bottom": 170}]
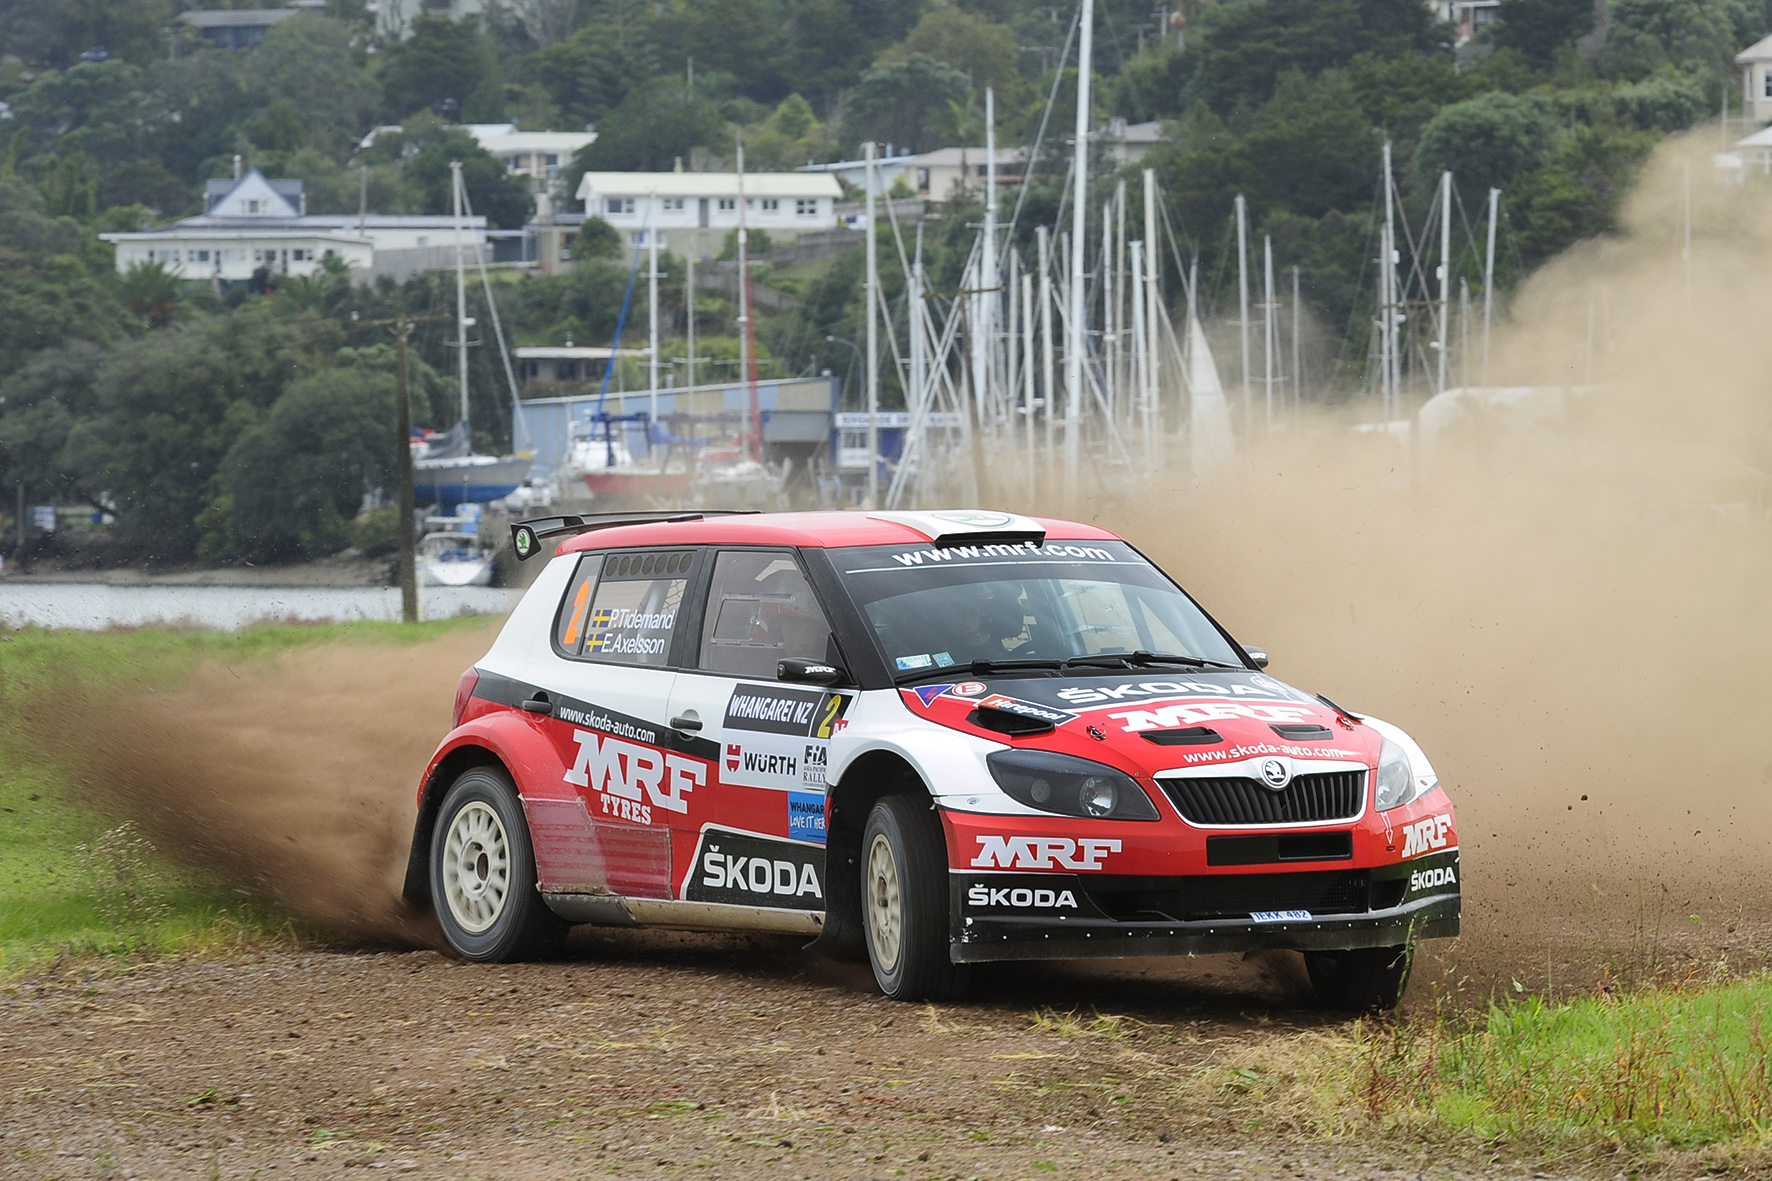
[
  {"left": 861, "top": 794, "right": 969, "bottom": 1002},
  {"left": 429, "top": 765, "right": 566, "bottom": 962}
]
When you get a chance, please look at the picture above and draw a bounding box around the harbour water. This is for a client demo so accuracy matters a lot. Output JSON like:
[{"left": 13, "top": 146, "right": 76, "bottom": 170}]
[{"left": 0, "top": 583, "right": 521, "bottom": 631}]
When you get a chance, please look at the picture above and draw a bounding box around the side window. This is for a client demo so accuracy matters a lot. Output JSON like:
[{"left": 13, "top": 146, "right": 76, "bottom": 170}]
[
  {"left": 698, "top": 550, "right": 833, "bottom": 679},
  {"left": 553, "top": 550, "right": 692, "bottom": 666},
  {"left": 554, "top": 554, "right": 605, "bottom": 656}
]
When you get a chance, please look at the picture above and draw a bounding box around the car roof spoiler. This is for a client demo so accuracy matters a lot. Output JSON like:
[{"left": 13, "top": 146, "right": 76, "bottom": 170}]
[{"left": 508, "top": 511, "right": 759, "bottom": 561}]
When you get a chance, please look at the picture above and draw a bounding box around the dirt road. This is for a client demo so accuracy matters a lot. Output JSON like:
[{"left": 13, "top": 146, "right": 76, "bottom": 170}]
[{"left": 1, "top": 935, "right": 1554, "bottom": 1181}]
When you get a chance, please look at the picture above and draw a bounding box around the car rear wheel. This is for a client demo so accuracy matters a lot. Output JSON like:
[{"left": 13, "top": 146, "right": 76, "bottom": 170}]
[
  {"left": 1304, "top": 945, "right": 1412, "bottom": 1012},
  {"left": 430, "top": 766, "right": 566, "bottom": 962},
  {"left": 861, "top": 795, "right": 969, "bottom": 1002}
]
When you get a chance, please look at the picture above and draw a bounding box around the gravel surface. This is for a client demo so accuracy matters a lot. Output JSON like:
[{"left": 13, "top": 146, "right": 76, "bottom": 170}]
[{"left": 0, "top": 936, "right": 1596, "bottom": 1181}]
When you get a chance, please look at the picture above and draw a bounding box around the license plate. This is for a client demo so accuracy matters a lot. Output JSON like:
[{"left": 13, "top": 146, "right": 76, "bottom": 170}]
[{"left": 1249, "top": 910, "right": 1312, "bottom": 922}]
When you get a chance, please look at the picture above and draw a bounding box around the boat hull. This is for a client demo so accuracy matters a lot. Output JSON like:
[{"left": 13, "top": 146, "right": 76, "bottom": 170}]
[{"left": 414, "top": 455, "right": 532, "bottom": 509}]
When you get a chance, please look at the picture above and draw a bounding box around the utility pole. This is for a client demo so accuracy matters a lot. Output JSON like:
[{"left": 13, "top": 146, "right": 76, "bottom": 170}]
[
  {"left": 357, "top": 311, "right": 451, "bottom": 624},
  {"left": 982, "top": 87, "right": 998, "bottom": 436},
  {"left": 1380, "top": 142, "right": 1397, "bottom": 419},
  {"left": 686, "top": 250, "right": 696, "bottom": 392},
  {"left": 1141, "top": 168, "right": 1159, "bottom": 441},
  {"left": 1065, "top": 0, "right": 1094, "bottom": 508},
  {"left": 1291, "top": 265, "right": 1302, "bottom": 410},
  {"left": 864, "top": 139, "right": 879, "bottom": 509}
]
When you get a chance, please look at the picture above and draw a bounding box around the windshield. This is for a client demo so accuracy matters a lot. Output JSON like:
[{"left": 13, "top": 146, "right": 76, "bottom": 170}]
[{"left": 827, "top": 540, "right": 1244, "bottom": 676}]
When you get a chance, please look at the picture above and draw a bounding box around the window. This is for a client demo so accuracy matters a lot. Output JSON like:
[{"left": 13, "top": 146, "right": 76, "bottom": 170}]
[
  {"left": 795, "top": 199, "right": 817, "bottom": 216},
  {"left": 717, "top": 198, "right": 736, "bottom": 211},
  {"left": 245, "top": 199, "right": 262, "bottom": 214},
  {"left": 559, "top": 240, "right": 571, "bottom": 261},
  {"left": 544, "top": 153, "right": 558, "bottom": 167},
  {"left": 662, "top": 197, "right": 685, "bottom": 212},
  {"left": 759, "top": 198, "right": 779, "bottom": 212},
  {"left": 520, "top": 359, "right": 541, "bottom": 380},
  {"left": 828, "top": 540, "right": 1244, "bottom": 673},
  {"left": 916, "top": 168, "right": 931, "bottom": 193},
  {"left": 607, "top": 197, "right": 635, "bottom": 215},
  {"left": 699, "top": 550, "right": 834, "bottom": 679},
  {"left": 1764, "top": 68, "right": 1771, "bottom": 99},
  {"left": 416, "top": 236, "right": 429, "bottom": 247},
  {"left": 554, "top": 550, "right": 694, "bottom": 666}
]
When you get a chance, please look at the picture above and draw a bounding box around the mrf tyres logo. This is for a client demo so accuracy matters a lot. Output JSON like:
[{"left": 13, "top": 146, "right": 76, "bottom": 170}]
[
  {"left": 686, "top": 829, "right": 825, "bottom": 910},
  {"left": 564, "top": 729, "right": 705, "bottom": 826},
  {"left": 1399, "top": 812, "right": 1454, "bottom": 858},
  {"left": 970, "top": 835, "right": 1121, "bottom": 872}
]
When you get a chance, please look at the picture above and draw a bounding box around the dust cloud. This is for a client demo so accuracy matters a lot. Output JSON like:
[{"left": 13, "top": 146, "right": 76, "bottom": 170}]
[
  {"left": 1086, "top": 130, "right": 1772, "bottom": 999},
  {"left": 69, "top": 628, "right": 495, "bottom": 946},
  {"left": 41, "top": 135, "right": 1772, "bottom": 1002}
]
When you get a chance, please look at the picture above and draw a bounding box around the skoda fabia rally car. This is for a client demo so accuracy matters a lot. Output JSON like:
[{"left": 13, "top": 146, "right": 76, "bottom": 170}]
[{"left": 403, "top": 509, "right": 1458, "bottom": 1010}]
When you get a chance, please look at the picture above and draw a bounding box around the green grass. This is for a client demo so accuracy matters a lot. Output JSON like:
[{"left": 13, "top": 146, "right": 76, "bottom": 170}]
[
  {"left": 1350, "top": 975, "right": 1772, "bottom": 1154},
  {"left": 0, "top": 618, "right": 486, "bottom": 976}
]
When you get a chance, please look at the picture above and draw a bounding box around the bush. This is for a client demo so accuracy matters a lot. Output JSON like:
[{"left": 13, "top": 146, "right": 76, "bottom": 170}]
[
  {"left": 352, "top": 505, "right": 401, "bottom": 558},
  {"left": 1415, "top": 91, "right": 1558, "bottom": 196}
]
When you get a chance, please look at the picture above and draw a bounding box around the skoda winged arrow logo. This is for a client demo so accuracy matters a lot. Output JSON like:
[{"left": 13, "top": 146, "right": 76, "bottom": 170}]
[{"left": 1260, "top": 758, "right": 1291, "bottom": 790}]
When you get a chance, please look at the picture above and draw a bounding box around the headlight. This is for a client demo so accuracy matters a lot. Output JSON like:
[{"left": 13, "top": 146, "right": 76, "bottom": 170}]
[
  {"left": 1374, "top": 739, "right": 1421, "bottom": 811},
  {"left": 986, "top": 750, "right": 1160, "bottom": 821}
]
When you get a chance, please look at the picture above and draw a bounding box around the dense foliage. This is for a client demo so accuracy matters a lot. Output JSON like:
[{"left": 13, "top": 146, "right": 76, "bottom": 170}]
[{"left": 0, "top": 0, "right": 1763, "bottom": 565}]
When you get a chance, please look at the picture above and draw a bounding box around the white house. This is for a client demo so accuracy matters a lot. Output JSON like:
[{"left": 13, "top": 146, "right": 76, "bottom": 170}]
[
  {"left": 1738, "top": 35, "right": 1772, "bottom": 125},
  {"left": 574, "top": 170, "right": 843, "bottom": 258},
  {"left": 465, "top": 124, "right": 596, "bottom": 185},
  {"left": 101, "top": 170, "right": 487, "bottom": 283}
]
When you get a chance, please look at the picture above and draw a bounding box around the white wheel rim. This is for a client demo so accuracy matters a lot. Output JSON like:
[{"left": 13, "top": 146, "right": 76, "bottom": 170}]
[
  {"left": 865, "top": 832, "right": 903, "bottom": 973},
  {"left": 442, "top": 801, "right": 511, "bottom": 935}
]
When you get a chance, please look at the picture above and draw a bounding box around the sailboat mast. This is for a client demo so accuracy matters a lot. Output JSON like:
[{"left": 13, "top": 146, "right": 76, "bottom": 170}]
[
  {"left": 865, "top": 139, "right": 879, "bottom": 509},
  {"left": 1483, "top": 186, "right": 1498, "bottom": 385},
  {"left": 1235, "top": 193, "right": 1249, "bottom": 428},
  {"left": 1437, "top": 170, "right": 1451, "bottom": 395},
  {"left": 452, "top": 160, "right": 469, "bottom": 428},
  {"left": 648, "top": 189, "right": 659, "bottom": 445},
  {"left": 1065, "top": 0, "right": 1094, "bottom": 506}
]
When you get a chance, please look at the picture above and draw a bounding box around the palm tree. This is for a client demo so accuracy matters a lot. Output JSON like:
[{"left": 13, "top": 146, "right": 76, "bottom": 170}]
[{"left": 119, "top": 261, "right": 180, "bottom": 329}]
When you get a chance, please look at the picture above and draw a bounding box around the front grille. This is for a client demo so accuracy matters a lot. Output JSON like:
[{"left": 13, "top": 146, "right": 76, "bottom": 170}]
[
  {"left": 1159, "top": 769, "right": 1366, "bottom": 825},
  {"left": 1086, "top": 869, "right": 1369, "bottom": 922}
]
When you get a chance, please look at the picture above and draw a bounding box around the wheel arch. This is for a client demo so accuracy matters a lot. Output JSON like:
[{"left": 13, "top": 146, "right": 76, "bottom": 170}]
[
  {"left": 401, "top": 742, "right": 507, "bottom": 909},
  {"left": 809, "top": 749, "right": 932, "bottom": 961}
]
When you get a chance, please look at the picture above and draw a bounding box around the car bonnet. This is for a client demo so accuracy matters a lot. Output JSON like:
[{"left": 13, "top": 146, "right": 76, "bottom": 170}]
[{"left": 896, "top": 669, "right": 1381, "bottom": 779}]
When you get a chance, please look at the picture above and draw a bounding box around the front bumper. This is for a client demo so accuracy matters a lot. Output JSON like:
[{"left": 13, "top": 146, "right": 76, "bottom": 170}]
[{"left": 948, "top": 849, "right": 1460, "bottom": 963}]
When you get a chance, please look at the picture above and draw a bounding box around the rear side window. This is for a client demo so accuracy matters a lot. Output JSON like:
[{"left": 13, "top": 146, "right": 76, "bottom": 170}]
[
  {"left": 553, "top": 550, "right": 693, "bottom": 667},
  {"left": 698, "top": 549, "right": 834, "bottom": 679}
]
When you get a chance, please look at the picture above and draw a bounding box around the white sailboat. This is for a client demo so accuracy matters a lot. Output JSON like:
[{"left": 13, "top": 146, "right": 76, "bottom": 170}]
[{"left": 412, "top": 161, "right": 534, "bottom": 511}]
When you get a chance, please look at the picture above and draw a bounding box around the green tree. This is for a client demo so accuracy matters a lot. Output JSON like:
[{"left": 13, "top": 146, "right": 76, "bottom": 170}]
[
  {"left": 1236, "top": 71, "right": 1378, "bottom": 219},
  {"left": 40, "top": 155, "right": 98, "bottom": 220},
  {"left": 743, "top": 94, "right": 828, "bottom": 170},
  {"left": 401, "top": 126, "right": 533, "bottom": 229},
  {"left": 570, "top": 77, "right": 728, "bottom": 174},
  {"left": 533, "top": 9, "right": 661, "bottom": 125},
  {"left": 250, "top": 99, "right": 308, "bottom": 153},
  {"left": 654, "top": 0, "right": 789, "bottom": 104},
  {"left": 1191, "top": 0, "right": 1451, "bottom": 115},
  {"left": 61, "top": 302, "right": 341, "bottom": 562},
  {"left": 379, "top": 15, "right": 486, "bottom": 119},
  {"left": 1607, "top": 0, "right": 1760, "bottom": 72},
  {"left": 254, "top": 15, "right": 381, "bottom": 154},
  {"left": 840, "top": 54, "right": 972, "bottom": 154},
  {"left": 876, "top": 8, "right": 1022, "bottom": 103},
  {"left": 1415, "top": 91, "right": 1557, "bottom": 197},
  {"left": 1490, "top": 0, "right": 1596, "bottom": 69},
  {"left": 572, "top": 215, "right": 621, "bottom": 261},
  {"left": 211, "top": 363, "right": 399, "bottom": 563},
  {"left": 118, "top": 261, "right": 180, "bottom": 329},
  {"left": 1609, "top": 67, "right": 1712, "bottom": 130}
]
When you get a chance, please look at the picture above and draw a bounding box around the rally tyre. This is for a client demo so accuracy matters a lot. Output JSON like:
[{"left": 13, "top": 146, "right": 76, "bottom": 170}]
[
  {"left": 861, "top": 795, "right": 970, "bottom": 1002},
  {"left": 429, "top": 766, "right": 567, "bottom": 962},
  {"left": 1304, "top": 945, "right": 1412, "bottom": 1012}
]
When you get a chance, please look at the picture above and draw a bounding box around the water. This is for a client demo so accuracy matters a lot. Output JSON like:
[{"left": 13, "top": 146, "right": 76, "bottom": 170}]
[{"left": 0, "top": 583, "right": 522, "bottom": 631}]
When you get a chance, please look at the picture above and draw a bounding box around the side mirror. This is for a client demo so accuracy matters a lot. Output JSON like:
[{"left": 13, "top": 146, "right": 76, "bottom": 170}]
[
  {"left": 778, "top": 657, "right": 843, "bottom": 686},
  {"left": 1242, "top": 645, "right": 1269, "bottom": 670}
]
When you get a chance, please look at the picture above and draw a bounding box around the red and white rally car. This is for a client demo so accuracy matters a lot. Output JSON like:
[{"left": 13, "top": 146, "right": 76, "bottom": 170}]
[{"left": 403, "top": 509, "right": 1458, "bottom": 1010}]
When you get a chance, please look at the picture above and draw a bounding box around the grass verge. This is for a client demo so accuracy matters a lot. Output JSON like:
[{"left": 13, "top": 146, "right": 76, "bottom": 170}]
[{"left": 0, "top": 617, "right": 488, "bottom": 977}]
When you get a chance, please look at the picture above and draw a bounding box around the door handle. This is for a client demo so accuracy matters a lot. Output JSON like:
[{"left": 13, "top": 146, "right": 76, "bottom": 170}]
[
  {"left": 670, "top": 714, "right": 702, "bottom": 732},
  {"left": 521, "top": 695, "right": 552, "bottom": 716}
]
